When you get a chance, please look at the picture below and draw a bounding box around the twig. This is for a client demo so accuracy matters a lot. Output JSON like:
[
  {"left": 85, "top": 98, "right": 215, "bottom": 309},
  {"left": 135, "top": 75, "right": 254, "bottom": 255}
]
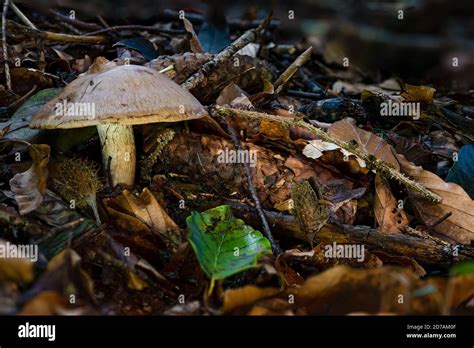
[
  {"left": 212, "top": 106, "right": 442, "bottom": 203},
  {"left": 9, "top": 1, "right": 36, "bottom": 29},
  {"left": 181, "top": 14, "right": 271, "bottom": 91},
  {"left": 273, "top": 46, "right": 313, "bottom": 94},
  {"left": 2, "top": 0, "right": 11, "bottom": 90},
  {"left": 43, "top": 30, "right": 108, "bottom": 44},
  {"left": 286, "top": 89, "right": 324, "bottom": 100},
  {"left": 49, "top": 9, "right": 102, "bottom": 31},
  {"left": 298, "top": 68, "right": 326, "bottom": 95},
  {"left": 6, "top": 19, "right": 108, "bottom": 44},
  {"left": 226, "top": 121, "right": 281, "bottom": 254},
  {"left": 84, "top": 25, "right": 184, "bottom": 36}
]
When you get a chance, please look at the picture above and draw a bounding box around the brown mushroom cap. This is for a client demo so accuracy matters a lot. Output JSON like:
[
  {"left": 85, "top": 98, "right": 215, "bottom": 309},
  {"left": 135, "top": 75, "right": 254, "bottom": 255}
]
[{"left": 30, "top": 64, "right": 207, "bottom": 129}]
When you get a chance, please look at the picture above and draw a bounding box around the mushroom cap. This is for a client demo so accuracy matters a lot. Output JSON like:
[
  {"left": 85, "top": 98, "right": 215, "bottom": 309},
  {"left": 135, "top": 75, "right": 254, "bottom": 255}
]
[{"left": 30, "top": 64, "right": 208, "bottom": 129}]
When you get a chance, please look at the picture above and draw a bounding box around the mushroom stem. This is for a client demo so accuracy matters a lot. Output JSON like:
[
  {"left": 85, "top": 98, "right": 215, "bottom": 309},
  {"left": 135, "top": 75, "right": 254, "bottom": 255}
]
[{"left": 97, "top": 124, "right": 136, "bottom": 187}]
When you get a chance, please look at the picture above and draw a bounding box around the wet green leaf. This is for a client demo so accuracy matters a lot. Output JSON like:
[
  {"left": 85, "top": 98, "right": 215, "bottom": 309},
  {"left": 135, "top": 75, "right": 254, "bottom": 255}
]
[
  {"left": 450, "top": 261, "right": 474, "bottom": 276},
  {"left": 186, "top": 205, "right": 271, "bottom": 292}
]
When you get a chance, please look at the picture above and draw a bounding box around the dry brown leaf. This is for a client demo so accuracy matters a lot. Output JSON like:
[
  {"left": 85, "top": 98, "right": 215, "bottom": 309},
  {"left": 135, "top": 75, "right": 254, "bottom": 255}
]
[
  {"left": 293, "top": 266, "right": 416, "bottom": 315},
  {"left": 20, "top": 291, "right": 69, "bottom": 315},
  {"left": 9, "top": 144, "right": 50, "bottom": 214},
  {"left": 104, "top": 188, "right": 181, "bottom": 249},
  {"left": 183, "top": 18, "right": 203, "bottom": 54},
  {"left": 0, "top": 239, "right": 34, "bottom": 284},
  {"left": 275, "top": 255, "right": 305, "bottom": 288},
  {"left": 216, "top": 83, "right": 253, "bottom": 109},
  {"left": 374, "top": 174, "right": 409, "bottom": 233},
  {"left": 327, "top": 118, "right": 400, "bottom": 171},
  {"left": 223, "top": 285, "right": 280, "bottom": 313},
  {"left": 303, "top": 139, "right": 366, "bottom": 168},
  {"left": 372, "top": 251, "right": 426, "bottom": 277},
  {"left": 398, "top": 155, "right": 474, "bottom": 244},
  {"left": 401, "top": 84, "right": 436, "bottom": 103}
]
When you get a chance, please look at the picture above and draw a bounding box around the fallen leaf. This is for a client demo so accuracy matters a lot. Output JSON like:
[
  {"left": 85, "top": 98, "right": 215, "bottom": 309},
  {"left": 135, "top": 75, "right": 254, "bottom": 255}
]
[
  {"left": 9, "top": 144, "right": 50, "bottom": 214},
  {"left": 0, "top": 239, "right": 34, "bottom": 284},
  {"left": 374, "top": 174, "right": 409, "bottom": 233},
  {"left": 372, "top": 251, "right": 426, "bottom": 277},
  {"left": 216, "top": 83, "right": 253, "bottom": 109},
  {"left": 186, "top": 205, "right": 272, "bottom": 292},
  {"left": 0, "top": 88, "right": 61, "bottom": 142},
  {"left": 19, "top": 291, "right": 70, "bottom": 315},
  {"left": 303, "top": 139, "right": 366, "bottom": 168},
  {"left": 198, "top": 20, "right": 230, "bottom": 54},
  {"left": 183, "top": 18, "right": 204, "bottom": 54},
  {"left": 223, "top": 285, "right": 280, "bottom": 313},
  {"left": 327, "top": 118, "right": 400, "bottom": 171},
  {"left": 398, "top": 155, "right": 474, "bottom": 244},
  {"left": 401, "top": 84, "right": 436, "bottom": 103},
  {"left": 292, "top": 266, "right": 416, "bottom": 315},
  {"left": 274, "top": 255, "right": 304, "bottom": 288},
  {"left": 104, "top": 188, "right": 180, "bottom": 249}
]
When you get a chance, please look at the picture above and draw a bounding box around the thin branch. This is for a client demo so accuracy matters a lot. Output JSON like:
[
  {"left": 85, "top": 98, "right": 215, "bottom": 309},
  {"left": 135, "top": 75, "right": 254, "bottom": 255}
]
[
  {"left": 226, "top": 121, "right": 281, "bottom": 254},
  {"left": 84, "top": 25, "right": 184, "bottom": 36},
  {"left": 2, "top": 0, "right": 11, "bottom": 90},
  {"left": 9, "top": 1, "right": 36, "bottom": 29},
  {"left": 49, "top": 9, "right": 102, "bottom": 31},
  {"left": 181, "top": 14, "right": 272, "bottom": 91},
  {"left": 212, "top": 106, "right": 442, "bottom": 203},
  {"left": 6, "top": 19, "right": 108, "bottom": 43},
  {"left": 273, "top": 46, "right": 313, "bottom": 94}
]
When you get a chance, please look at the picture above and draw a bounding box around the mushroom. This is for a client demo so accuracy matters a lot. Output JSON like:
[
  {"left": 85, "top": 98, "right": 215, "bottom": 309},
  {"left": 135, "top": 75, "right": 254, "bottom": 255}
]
[{"left": 30, "top": 60, "right": 207, "bottom": 186}]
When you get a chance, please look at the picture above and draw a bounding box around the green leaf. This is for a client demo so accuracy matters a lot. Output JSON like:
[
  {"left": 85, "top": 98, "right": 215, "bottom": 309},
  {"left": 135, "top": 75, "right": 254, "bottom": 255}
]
[
  {"left": 0, "top": 88, "right": 61, "bottom": 142},
  {"left": 450, "top": 261, "right": 474, "bottom": 276},
  {"left": 186, "top": 205, "right": 271, "bottom": 292}
]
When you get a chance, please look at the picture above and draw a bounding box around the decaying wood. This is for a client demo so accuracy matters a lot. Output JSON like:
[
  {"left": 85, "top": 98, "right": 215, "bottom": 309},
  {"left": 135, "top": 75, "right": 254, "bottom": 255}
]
[{"left": 224, "top": 201, "right": 474, "bottom": 267}]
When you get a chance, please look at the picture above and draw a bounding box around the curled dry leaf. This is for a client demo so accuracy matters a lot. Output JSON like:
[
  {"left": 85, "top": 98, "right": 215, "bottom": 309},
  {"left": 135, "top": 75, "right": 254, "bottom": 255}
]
[
  {"left": 398, "top": 155, "right": 474, "bottom": 244},
  {"left": 374, "top": 174, "right": 409, "bottom": 233},
  {"left": 9, "top": 144, "right": 50, "bottom": 215},
  {"left": 183, "top": 18, "right": 204, "bottom": 54},
  {"left": 216, "top": 83, "right": 253, "bottom": 109},
  {"left": 401, "top": 84, "right": 436, "bottom": 103},
  {"left": 327, "top": 118, "right": 400, "bottom": 171},
  {"left": 104, "top": 188, "right": 181, "bottom": 249},
  {"left": 274, "top": 255, "right": 304, "bottom": 288}
]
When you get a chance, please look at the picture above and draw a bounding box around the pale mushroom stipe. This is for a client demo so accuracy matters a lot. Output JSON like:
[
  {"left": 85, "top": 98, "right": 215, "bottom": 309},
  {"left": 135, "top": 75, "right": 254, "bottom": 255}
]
[{"left": 29, "top": 58, "right": 208, "bottom": 186}]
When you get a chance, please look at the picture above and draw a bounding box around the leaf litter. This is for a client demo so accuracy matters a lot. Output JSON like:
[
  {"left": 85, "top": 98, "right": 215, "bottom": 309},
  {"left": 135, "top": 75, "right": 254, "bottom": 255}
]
[{"left": 0, "top": 2, "right": 473, "bottom": 317}]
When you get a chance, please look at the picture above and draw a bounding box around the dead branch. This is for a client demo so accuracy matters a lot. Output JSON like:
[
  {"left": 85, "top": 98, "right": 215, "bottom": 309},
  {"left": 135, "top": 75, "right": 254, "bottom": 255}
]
[
  {"left": 212, "top": 106, "right": 442, "bottom": 203},
  {"left": 225, "top": 201, "right": 474, "bottom": 266},
  {"left": 49, "top": 9, "right": 102, "bottom": 31},
  {"left": 6, "top": 19, "right": 109, "bottom": 43},
  {"left": 2, "top": 0, "right": 11, "bottom": 90},
  {"left": 273, "top": 46, "right": 313, "bottom": 94},
  {"left": 181, "top": 15, "right": 271, "bottom": 91}
]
